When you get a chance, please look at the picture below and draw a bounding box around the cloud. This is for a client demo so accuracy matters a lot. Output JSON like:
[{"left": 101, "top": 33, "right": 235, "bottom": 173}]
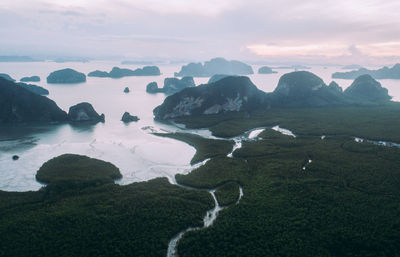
[
  {"left": 348, "top": 45, "right": 363, "bottom": 56},
  {"left": 0, "top": 0, "right": 400, "bottom": 64}
]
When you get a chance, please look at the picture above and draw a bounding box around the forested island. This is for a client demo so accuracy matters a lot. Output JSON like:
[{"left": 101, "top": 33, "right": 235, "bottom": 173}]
[
  {"left": 174, "top": 57, "right": 253, "bottom": 77},
  {"left": 88, "top": 66, "right": 161, "bottom": 78},
  {"left": 47, "top": 68, "right": 87, "bottom": 84},
  {"left": 332, "top": 63, "right": 400, "bottom": 79}
]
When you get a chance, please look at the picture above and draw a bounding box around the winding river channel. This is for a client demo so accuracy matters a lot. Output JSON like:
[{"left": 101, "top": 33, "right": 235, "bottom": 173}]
[
  {"left": 165, "top": 126, "right": 267, "bottom": 257},
  {"left": 165, "top": 123, "right": 400, "bottom": 256}
]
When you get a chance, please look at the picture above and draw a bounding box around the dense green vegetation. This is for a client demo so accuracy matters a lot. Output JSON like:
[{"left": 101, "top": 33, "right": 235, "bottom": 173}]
[
  {"left": 0, "top": 156, "right": 213, "bottom": 257},
  {"left": 155, "top": 132, "right": 233, "bottom": 164},
  {"left": 175, "top": 103, "right": 400, "bottom": 141},
  {"left": 2, "top": 105, "right": 400, "bottom": 256},
  {"left": 175, "top": 110, "right": 400, "bottom": 256},
  {"left": 36, "top": 154, "right": 122, "bottom": 185},
  {"left": 214, "top": 182, "right": 240, "bottom": 206},
  {"left": 176, "top": 157, "right": 248, "bottom": 189}
]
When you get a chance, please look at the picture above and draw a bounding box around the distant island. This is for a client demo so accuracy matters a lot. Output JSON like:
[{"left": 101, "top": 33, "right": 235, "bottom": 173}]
[
  {"left": 20, "top": 76, "right": 40, "bottom": 82},
  {"left": 332, "top": 63, "right": 400, "bottom": 79},
  {"left": 154, "top": 71, "right": 391, "bottom": 120},
  {"left": 146, "top": 77, "right": 195, "bottom": 94},
  {"left": 47, "top": 68, "right": 87, "bottom": 84},
  {"left": 174, "top": 57, "right": 253, "bottom": 77},
  {"left": 88, "top": 66, "right": 161, "bottom": 78},
  {"left": 258, "top": 66, "right": 277, "bottom": 74},
  {"left": 53, "top": 58, "right": 89, "bottom": 63},
  {"left": 0, "top": 56, "right": 42, "bottom": 62}
]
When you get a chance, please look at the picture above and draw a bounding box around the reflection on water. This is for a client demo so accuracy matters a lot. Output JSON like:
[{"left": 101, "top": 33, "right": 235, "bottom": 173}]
[{"left": 0, "top": 62, "right": 400, "bottom": 191}]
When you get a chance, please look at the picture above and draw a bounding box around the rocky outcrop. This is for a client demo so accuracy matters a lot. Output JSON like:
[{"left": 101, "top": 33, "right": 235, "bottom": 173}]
[
  {"left": 344, "top": 75, "right": 391, "bottom": 103},
  {"left": 124, "top": 87, "right": 130, "bottom": 93},
  {"left": 88, "top": 66, "right": 161, "bottom": 78},
  {"left": 16, "top": 82, "right": 49, "bottom": 95},
  {"left": 271, "top": 71, "right": 348, "bottom": 107},
  {"left": 175, "top": 58, "right": 253, "bottom": 77},
  {"left": 258, "top": 66, "right": 277, "bottom": 74},
  {"left": 68, "top": 102, "right": 104, "bottom": 123},
  {"left": 146, "top": 82, "right": 160, "bottom": 93},
  {"left": 0, "top": 73, "right": 15, "bottom": 82},
  {"left": 146, "top": 77, "right": 195, "bottom": 94},
  {"left": 20, "top": 76, "right": 40, "bottom": 82},
  {"left": 47, "top": 68, "right": 86, "bottom": 84},
  {"left": 332, "top": 64, "right": 400, "bottom": 79},
  {"left": 121, "top": 112, "right": 139, "bottom": 123},
  {"left": 153, "top": 76, "right": 268, "bottom": 120},
  {"left": 0, "top": 78, "right": 67, "bottom": 123}
]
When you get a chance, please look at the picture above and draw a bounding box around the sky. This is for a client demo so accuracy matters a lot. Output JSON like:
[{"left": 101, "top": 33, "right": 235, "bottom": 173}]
[{"left": 1, "top": 0, "right": 400, "bottom": 65}]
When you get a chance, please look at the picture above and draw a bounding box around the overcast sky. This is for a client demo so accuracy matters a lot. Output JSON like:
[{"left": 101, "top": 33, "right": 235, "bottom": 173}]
[{"left": 1, "top": 0, "right": 400, "bottom": 64}]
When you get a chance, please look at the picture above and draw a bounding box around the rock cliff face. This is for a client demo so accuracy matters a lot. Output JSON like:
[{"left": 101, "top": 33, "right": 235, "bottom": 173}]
[
  {"left": 153, "top": 76, "right": 267, "bottom": 120},
  {"left": 47, "top": 69, "right": 86, "bottom": 84},
  {"left": 332, "top": 63, "right": 400, "bottom": 79},
  {"left": 68, "top": 102, "right": 104, "bottom": 123},
  {"left": 154, "top": 71, "right": 392, "bottom": 120},
  {"left": 88, "top": 66, "right": 161, "bottom": 78},
  {"left": 175, "top": 58, "right": 253, "bottom": 77},
  {"left": 344, "top": 74, "right": 391, "bottom": 103},
  {"left": 0, "top": 78, "right": 67, "bottom": 123}
]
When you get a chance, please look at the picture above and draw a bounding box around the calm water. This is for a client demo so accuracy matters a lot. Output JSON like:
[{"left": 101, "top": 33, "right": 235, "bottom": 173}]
[{"left": 0, "top": 62, "right": 399, "bottom": 191}]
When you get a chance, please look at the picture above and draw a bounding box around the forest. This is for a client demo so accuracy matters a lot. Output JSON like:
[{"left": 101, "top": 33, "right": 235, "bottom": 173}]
[{"left": 1, "top": 104, "right": 400, "bottom": 256}]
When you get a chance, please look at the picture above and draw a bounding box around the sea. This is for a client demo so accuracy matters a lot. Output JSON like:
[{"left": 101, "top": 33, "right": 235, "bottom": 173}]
[{"left": 1, "top": 61, "right": 399, "bottom": 191}]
